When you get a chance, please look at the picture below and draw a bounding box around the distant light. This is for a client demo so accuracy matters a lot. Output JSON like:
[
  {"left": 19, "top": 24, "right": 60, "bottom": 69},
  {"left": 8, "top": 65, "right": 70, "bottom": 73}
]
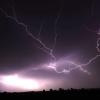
[{"left": 1, "top": 74, "right": 39, "bottom": 90}]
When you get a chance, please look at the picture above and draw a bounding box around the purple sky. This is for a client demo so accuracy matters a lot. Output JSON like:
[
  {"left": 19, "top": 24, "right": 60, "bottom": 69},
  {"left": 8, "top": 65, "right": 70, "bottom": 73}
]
[{"left": 0, "top": 0, "right": 100, "bottom": 92}]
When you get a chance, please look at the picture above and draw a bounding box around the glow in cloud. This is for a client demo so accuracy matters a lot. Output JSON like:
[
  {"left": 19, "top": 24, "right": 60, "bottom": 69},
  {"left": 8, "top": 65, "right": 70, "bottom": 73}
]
[{"left": 0, "top": 74, "right": 39, "bottom": 90}]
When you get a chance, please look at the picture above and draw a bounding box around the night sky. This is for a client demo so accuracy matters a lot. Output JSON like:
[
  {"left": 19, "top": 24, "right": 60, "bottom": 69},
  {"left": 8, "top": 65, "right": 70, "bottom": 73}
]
[{"left": 0, "top": 0, "right": 100, "bottom": 92}]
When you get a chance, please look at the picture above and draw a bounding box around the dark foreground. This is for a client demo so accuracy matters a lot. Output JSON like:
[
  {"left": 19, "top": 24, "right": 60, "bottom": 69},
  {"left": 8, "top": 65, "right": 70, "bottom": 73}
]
[{"left": 0, "top": 88, "right": 100, "bottom": 99}]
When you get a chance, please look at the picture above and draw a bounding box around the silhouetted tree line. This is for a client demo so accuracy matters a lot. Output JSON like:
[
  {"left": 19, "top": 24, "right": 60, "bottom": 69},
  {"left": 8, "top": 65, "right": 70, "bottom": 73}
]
[{"left": 0, "top": 88, "right": 100, "bottom": 99}]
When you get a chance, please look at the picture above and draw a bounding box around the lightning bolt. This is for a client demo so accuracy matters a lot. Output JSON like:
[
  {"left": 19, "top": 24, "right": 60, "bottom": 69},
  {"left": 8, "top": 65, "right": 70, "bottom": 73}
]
[
  {"left": 47, "top": 30, "right": 100, "bottom": 75},
  {"left": 0, "top": 5, "right": 100, "bottom": 75},
  {"left": 0, "top": 8, "right": 56, "bottom": 61}
]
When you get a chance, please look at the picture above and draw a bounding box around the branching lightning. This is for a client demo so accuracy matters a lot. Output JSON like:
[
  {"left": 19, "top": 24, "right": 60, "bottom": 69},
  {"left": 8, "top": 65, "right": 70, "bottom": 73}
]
[
  {"left": 0, "top": 8, "right": 56, "bottom": 61},
  {"left": 0, "top": 4, "right": 100, "bottom": 75}
]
